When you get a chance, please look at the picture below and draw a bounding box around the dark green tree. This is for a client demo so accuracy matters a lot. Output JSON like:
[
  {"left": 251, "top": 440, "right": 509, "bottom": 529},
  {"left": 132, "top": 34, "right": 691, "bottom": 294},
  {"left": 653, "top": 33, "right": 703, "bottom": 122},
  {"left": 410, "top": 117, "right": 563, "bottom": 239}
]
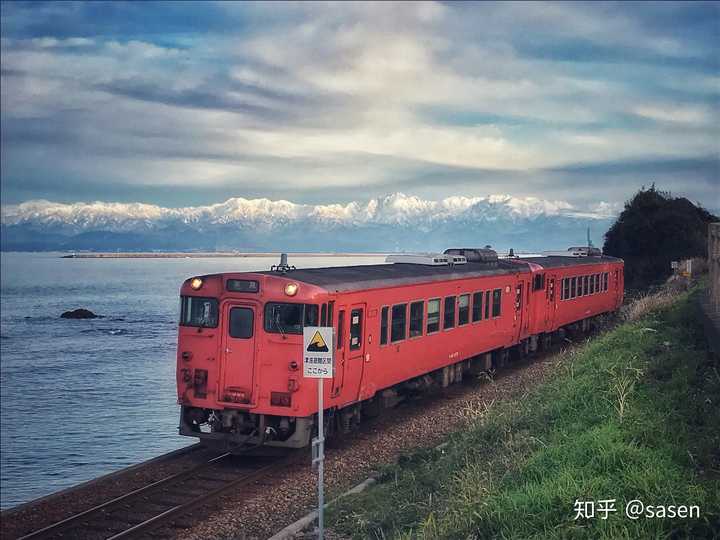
[{"left": 603, "top": 185, "right": 718, "bottom": 287}]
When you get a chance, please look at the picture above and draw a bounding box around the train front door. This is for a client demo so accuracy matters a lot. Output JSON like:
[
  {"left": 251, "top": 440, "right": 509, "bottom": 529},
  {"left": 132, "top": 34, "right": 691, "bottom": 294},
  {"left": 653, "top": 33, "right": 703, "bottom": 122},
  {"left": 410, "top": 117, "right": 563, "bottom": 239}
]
[{"left": 220, "top": 302, "right": 256, "bottom": 404}]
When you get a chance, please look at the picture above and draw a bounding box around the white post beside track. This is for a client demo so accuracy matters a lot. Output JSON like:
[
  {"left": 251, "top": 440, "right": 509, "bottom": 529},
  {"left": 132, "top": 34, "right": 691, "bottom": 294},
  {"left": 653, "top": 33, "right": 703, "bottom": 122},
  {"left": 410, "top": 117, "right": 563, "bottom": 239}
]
[
  {"left": 302, "top": 326, "right": 334, "bottom": 540},
  {"left": 317, "top": 378, "right": 324, "bottom": 539}
]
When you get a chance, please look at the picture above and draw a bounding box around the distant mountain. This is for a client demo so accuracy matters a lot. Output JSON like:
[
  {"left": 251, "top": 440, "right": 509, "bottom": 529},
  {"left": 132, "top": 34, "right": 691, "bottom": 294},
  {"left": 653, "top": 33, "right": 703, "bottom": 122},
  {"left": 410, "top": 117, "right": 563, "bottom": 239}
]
[{"left": 0, "top": 193, "right": 617, "bottom": 253}]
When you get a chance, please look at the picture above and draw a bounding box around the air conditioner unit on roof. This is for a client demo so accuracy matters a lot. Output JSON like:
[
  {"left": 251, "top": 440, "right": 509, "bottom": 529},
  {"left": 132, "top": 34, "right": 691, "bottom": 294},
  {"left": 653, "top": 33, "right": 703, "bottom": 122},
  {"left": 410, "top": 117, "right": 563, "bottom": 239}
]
[{"left": 385, "top": 253, "right": 466, "bottom": 266}]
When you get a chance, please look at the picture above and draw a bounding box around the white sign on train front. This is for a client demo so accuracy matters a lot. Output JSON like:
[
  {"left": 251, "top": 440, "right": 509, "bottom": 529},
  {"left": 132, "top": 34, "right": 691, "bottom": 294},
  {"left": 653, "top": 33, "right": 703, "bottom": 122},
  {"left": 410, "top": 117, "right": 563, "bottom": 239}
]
[{"left": 302, "top": 326, "right": 334, "bottom": 379}]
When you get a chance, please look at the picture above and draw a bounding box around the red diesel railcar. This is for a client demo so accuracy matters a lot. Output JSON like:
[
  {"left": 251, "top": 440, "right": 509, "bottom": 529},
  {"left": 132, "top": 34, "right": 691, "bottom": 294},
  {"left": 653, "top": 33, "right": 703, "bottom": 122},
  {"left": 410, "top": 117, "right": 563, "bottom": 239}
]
[{"left": 177, "top": 248, "right": 623, "bottom": 450}]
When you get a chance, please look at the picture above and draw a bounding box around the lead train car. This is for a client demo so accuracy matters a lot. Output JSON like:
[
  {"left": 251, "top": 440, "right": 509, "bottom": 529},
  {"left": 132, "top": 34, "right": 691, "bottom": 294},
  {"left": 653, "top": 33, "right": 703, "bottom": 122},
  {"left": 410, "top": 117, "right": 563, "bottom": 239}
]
[{"left": 177, "top": 251, "right": 624, "bottom": 450}]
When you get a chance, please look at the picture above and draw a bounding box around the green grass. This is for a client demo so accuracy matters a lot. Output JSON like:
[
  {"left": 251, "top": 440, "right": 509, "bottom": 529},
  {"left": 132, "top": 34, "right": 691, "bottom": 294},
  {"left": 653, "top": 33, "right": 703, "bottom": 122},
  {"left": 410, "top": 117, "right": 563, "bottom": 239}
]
[{"left": 328, "top": 286, "right": 720, "bottom": 539}]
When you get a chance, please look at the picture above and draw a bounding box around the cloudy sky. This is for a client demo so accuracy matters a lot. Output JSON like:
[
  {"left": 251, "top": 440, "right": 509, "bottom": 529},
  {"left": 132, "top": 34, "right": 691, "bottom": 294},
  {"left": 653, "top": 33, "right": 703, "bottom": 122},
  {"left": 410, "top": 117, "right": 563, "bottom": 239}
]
[{"left": 1, "top": 1, "right": 718, "bottom": 211}]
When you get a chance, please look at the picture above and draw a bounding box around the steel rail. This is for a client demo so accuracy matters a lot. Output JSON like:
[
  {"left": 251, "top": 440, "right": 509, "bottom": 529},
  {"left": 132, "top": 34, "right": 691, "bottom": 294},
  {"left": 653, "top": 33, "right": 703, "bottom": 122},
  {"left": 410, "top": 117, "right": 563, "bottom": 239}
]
[{"left": 17, "top": 452, "right": 232, "bottom": 540}]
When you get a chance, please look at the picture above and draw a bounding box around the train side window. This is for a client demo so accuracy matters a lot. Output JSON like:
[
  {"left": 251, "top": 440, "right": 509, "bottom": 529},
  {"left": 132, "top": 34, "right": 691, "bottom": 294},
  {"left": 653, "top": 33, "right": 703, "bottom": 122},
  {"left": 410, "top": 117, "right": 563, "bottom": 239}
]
[
  {"left": 603, "top": 272, "right": 609, "bottom": 291},
  {"left": 570, "top": 277, "right": 577, "bottom": 298},
  {"left": 492, "top": 289, "right": 502, "bottom": 317},
  {"left": 229, "top": 307, "right": 253, "bottom": 339},
  {"left": 380, "top": 306, "right": 389, "bottom": 345},
  {"left": 349, "top": 308, "right": 363, "bottom": 350},
  {"left": 577, "top": 276, "right": 584, "bottom": 297},
  {"left": 590, "top": 275, "right": 596, "bottom": 294},
  {"left": 328, "top": 301, "right": 334, "bottom": 326},
  {"left": 304, "top": 304, "right": 319, "bottom": 326},
  {"left": 458, "top": 294, "right": 470, "bottom": 325},
  {"left": 409, "top": 301, "right": 424, "bottom": 337},
  {"left": 320, "top": 304, "right": 327, "bottom": 326},
  {"left": 533, "top": 274, "right": 545, "bottom": 291},
  {"left": 472, "top": 291, "right": 483, "bottom": 322},
  {"left": 485, "top": 291, "right": 491, "bottom": 318},
  {"left": 595, "top": 274, "right": 600, "bottom": 292},
  {"left": 427, "top": 299, "right": 440, "bottom": 333},
  {"left": 337, "top": 310, "right": 345, "bottom": 349},
  {"left": 443, "top": 296, "right": 456, "bottom": 329},
  {"left": 562, "top": 278, "right": 569, "bottom": 300},
  {"left": 391, "top": 304, "right": 407, "bottom": 342},
  {"left": 583, "top": 276, "right": 588, "bottom": 296}
]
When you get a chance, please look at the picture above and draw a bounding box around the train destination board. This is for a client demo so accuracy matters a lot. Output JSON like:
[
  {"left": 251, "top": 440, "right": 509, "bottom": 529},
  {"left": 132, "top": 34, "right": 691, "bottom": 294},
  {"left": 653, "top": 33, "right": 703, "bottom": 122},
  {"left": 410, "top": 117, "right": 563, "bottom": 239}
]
[{"left": 303, "top": 326, "right": 334, "bottom": 378}]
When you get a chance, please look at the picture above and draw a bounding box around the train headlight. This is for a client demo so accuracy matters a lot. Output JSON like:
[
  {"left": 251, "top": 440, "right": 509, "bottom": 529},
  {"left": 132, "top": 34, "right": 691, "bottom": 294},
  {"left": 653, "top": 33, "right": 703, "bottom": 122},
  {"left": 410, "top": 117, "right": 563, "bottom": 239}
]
[
  {"left": 284, "top": 283, "right": 299, "bottom": 296},
  {"left": 190, "top": 277, "right": 204, "bottom": 290}
]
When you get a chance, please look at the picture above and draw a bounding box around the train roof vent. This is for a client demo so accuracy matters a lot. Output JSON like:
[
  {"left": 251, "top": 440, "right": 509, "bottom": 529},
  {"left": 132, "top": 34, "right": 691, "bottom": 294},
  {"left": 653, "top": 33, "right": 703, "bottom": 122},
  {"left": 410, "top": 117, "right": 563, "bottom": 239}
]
[
  {"left": 444, "top": 248, "right": 498, "bottom": 263},
  {"left": 385, "top": 253, "right": 466, "bottom": 266},
  {"left": 542, "top": 246, "right": 602, "bottom": 257}
]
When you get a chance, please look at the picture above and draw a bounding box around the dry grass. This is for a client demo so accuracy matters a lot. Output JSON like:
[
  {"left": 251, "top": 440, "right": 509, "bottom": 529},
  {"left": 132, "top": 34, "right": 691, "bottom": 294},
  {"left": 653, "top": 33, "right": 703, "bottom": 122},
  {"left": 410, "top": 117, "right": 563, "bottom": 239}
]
[{"left": 621, "top": 285, "right": 682, "bottom": 322}]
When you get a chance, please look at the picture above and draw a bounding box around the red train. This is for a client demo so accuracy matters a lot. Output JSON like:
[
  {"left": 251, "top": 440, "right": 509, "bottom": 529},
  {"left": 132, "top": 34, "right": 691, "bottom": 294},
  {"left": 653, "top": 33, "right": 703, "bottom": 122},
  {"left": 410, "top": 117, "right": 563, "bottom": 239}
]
[{"left": 176, "top": 248, "right": 623, "bottom": 450}]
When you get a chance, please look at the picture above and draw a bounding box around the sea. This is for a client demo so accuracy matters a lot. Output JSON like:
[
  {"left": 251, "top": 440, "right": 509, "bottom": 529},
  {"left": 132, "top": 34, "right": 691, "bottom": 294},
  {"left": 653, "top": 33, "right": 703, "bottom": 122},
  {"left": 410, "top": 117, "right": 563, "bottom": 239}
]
[{"left": 0, "top": 252, "right": 386, "bottom": 509}]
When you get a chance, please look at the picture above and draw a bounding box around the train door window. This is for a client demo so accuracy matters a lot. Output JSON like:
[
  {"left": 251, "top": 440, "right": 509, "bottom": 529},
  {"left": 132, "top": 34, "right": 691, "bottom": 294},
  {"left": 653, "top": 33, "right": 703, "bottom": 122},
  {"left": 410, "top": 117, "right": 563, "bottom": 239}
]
[
  {"left": 515, "top": 285, "right": 522, "bottom": 310},
  {"left": 349, "top": 309, "right": 363, "bottom": 350},
  {"left": 409, "top": 301, "right": 424, "bottom": 337},
  {"left": 485, "top": 291, "right": 491, "bottom": 318},
  {"left": 391, "top": 304, "right": 407, "bottom": 342},
  {"left": 304, "top": 304, "right": 319, "bottom": 326},
  {"left": 492, "top": 289, "right": 502, "bottom": 317},
  {"left": 533, "top": 273, "right": 545, "bottom": 291},
  {"left": 380, "top": 306, "right": 389, "bottom": 345},
  {"left": 427, "top": 299, "right": 441, "bottom": 333},
  {"left": 549, "top": 278, "right": 555, "bottom": 301},
  {"left": 570, "top": 277, "right": 577, "bottom": 298},
  {"left": 337, "top": 310, "right": 345, "bottom": 349},
  {"left": 472, "top": 291, "right": 483, "bottom": 322},
  {"left": 562, "top": 278, "right": 569, "bottom": 300},
  {"left": 443, "top": 296, "right": 456, "bottom": 329},
  {"left": 458, "top": 294, "right": 470, "bottom": 325},
  {"left": 229, "top": 307, "right": 253, "bottom": 338},
  {"left": 320, "top": 304, "right": 327, "bottom": 326}
]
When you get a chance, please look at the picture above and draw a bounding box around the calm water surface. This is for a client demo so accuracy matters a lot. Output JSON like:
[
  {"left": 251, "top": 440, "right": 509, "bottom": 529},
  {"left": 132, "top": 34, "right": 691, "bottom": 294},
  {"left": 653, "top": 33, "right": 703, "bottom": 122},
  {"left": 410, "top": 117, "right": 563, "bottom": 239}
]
[{"left": 0, "top": 252, "right": 384, "bottom": 509}]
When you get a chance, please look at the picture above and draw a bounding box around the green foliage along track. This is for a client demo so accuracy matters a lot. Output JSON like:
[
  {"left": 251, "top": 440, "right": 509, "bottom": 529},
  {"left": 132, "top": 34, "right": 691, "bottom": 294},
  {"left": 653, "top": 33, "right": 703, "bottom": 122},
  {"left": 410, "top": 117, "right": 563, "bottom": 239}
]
[{"left": 329, "top": 286, "right": 719, "bottom": 539}]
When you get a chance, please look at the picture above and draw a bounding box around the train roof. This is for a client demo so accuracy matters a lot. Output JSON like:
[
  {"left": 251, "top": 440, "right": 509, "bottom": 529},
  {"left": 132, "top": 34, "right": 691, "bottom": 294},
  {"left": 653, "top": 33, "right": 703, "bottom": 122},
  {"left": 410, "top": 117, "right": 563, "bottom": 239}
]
[
  {"left": 258, "top": 260, "right": 523, "bottom": 293},
  {"left": 256, "top": 255, "right": 622, "bottom": 293},
  {"left": 519, "top": 255, "right": 623, "bottom": 269}
]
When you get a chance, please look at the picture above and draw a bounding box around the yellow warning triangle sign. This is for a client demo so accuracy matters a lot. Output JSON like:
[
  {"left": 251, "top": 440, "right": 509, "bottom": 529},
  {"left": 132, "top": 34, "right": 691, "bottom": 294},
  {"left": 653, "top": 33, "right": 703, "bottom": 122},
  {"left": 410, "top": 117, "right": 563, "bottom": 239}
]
[{"left": 307, "top": 330, "right": 329, "bottom": 352}]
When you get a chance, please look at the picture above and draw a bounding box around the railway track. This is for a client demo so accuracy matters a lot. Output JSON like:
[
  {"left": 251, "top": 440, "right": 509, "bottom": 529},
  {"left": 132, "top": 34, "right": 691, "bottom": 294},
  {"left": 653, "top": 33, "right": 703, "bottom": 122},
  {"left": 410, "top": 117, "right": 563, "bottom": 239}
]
[{"left": 18, "top": 450, "right": 296, "bottom": 540}]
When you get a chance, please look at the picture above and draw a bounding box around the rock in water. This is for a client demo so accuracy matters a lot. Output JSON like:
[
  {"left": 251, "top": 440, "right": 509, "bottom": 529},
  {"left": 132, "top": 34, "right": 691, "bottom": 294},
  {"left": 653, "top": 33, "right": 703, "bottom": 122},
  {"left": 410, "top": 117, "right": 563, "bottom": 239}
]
[{"left": 61, "top": 308, "right": 99, "bottom": 319}]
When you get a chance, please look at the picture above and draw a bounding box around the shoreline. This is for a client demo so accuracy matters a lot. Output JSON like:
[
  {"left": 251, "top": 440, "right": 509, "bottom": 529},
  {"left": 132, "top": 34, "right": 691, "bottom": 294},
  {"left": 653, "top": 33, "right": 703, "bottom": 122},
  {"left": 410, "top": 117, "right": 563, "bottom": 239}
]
[{"left": 59, "top": 252, "right": 388, "bottom": 259}]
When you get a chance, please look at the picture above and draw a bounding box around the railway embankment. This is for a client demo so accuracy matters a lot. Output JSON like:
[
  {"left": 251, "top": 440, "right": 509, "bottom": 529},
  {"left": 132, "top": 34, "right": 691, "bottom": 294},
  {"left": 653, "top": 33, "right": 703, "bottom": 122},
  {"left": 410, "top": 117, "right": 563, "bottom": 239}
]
[{"left": 327, "top": 283, "right": 720, "bottom": 539}]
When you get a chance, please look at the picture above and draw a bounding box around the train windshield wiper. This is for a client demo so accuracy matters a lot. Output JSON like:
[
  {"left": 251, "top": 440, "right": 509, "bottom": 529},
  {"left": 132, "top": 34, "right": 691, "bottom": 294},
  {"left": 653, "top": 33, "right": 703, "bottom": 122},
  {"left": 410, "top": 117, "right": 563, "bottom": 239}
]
[{"left": 273, "top": 306, "right": 287, "bottom": 338}]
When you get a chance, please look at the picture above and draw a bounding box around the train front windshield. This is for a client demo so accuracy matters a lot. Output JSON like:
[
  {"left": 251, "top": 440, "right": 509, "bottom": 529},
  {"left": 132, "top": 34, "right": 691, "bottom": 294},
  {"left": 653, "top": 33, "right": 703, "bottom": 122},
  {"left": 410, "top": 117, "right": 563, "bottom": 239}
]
[
  {"left": 180, "top": 296, "right": 218, "bottom": 328},
  {"left": 264, "top": 302, "right": 319, "bottom": 334}
]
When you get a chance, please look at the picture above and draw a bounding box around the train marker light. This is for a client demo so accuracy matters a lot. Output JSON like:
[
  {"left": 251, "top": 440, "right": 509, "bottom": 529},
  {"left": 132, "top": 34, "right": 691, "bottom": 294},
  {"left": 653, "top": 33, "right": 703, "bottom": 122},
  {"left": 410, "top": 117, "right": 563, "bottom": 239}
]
[
  {"left": 190, "top": 277, "right": 203, "bottom": 290},
  {"left": 284, "top": 282, "right": 299, "bottom": 296}
]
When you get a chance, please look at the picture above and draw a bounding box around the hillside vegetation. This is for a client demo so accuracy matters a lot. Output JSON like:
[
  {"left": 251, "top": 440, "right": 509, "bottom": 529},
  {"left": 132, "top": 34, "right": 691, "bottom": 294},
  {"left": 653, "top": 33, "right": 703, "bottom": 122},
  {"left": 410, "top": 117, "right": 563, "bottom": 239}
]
[
  {"left": 603, "top": 186, "right": 717, "bottom": 288},
  {"left": 329, "top": 285, "right": 719, "bottom": 539}
]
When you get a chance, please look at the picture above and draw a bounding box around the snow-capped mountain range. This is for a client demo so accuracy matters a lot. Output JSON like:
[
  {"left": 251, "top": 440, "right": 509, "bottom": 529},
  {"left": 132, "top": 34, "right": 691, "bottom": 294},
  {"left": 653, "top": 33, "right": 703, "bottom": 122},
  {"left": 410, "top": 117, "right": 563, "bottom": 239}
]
[{"left": 1, "top": 193, "right": 618, "bottom": 252}]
